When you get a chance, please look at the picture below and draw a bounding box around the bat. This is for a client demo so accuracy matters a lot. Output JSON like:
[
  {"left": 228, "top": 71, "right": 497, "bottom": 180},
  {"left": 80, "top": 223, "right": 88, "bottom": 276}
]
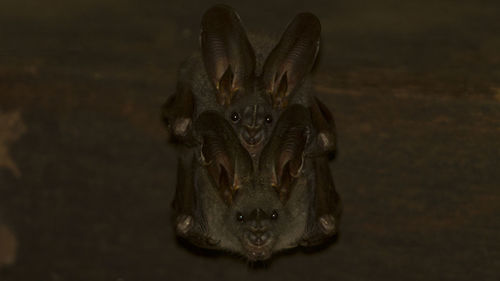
[
  {"left": 172, "top": 105, "right": 340, "bottom": 261},
  {"left": 162, "top": 5, "right": 336, "bottom": 160}
]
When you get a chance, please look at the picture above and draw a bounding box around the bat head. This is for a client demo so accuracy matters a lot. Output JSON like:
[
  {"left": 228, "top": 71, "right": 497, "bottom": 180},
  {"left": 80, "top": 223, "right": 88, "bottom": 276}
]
[
  {"left": 224, "top": 91, "right": 277, "bottom": 159},
  {"left": 214, "top": 175, "right": 308, "bottom": 261}
]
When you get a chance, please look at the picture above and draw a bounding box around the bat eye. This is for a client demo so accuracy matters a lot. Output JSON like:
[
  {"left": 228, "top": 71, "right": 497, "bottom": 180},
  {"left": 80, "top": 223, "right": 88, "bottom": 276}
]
[
  {"left": 265, "top": 114, "right": 273, "bottom": 124},
  {"left": 236, "top": 212, "right": 245, "bottom": 222},
  {"left": 230, "top": 112, "right": 240, "bottom": 123},
  {"left": 271, "top": 210, "right": 279, "bottom": 220}
]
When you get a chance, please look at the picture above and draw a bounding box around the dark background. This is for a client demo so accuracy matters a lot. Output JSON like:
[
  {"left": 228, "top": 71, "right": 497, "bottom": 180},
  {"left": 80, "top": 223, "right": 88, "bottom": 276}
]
[{"left": 1, "top": 0, "right": 499, "bottom": 280}]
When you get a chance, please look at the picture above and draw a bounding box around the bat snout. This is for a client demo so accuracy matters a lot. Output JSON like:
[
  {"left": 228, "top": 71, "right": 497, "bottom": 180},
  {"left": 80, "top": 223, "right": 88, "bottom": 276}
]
[
  {"left": 241, "top": 127, "right": 263, "bottom": 146},
  {"left": 246, "top": 231, "right": 271, "bottom": 246},
  {"left": 243, "top": 230, "right": 273, "bottom": 261}
]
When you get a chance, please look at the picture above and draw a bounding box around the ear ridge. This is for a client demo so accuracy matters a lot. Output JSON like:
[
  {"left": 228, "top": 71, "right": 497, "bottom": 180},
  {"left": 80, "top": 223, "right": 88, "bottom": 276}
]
[
  {"left": 201, "top": 4, "right": 256, "bottom": 106},
  {"left": 216, "top": 65, "right": 235, "bottom": 105},
  {"left": 194, "top": 111, "right": 253, "bottom": 205},
  {"left": 274, "top": 126, "right": 308, "bottom": 202},
  {"left": 262, "top": 12, "right": 320, "bottom": 109},
  {"left": 259, "top": 105, "right": 311, "bottom": 203}
]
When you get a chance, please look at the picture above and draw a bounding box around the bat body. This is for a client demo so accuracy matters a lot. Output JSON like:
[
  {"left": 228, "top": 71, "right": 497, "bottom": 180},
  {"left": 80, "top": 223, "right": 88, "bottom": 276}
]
[{"left": 164, "top": 5, "right": 341, "bottom": 261}]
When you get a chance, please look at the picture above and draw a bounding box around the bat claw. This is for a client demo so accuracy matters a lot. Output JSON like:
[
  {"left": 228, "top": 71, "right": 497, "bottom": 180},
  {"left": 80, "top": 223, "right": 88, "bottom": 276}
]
[
  {"left": 173, "top": 118, "right": 191, "bottom": 136},
  {"left": 176, "top": 214, "right": 194, "bottom": 235},
  {"left": 319, "top": 214, "right": 336, "bottom": 235},
  {"left": 317, "top": 132, "right": 335, "bottom": 151}
]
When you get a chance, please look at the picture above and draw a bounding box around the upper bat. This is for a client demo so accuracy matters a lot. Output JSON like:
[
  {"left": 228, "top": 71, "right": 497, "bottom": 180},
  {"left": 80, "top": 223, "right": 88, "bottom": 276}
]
[{"left": 162, "top": 4, "right": 335, "bottom": 160}]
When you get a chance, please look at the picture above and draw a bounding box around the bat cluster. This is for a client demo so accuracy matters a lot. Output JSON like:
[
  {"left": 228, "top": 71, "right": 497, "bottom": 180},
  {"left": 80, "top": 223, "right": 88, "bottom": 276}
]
[{"left": 162, "top": 5, "right": 341, "bottom": 261}]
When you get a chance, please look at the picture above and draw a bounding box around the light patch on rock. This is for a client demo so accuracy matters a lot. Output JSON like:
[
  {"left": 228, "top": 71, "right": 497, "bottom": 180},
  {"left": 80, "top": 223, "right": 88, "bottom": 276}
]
[
  {"left": 492, "top": 87, "right": 500, "bottom": 102},
  {"left": 0, "top": 110, "right": 26, "bottom": 178},
  {"left": 0, "top": 224, "right": 17, "bottom": 268}
]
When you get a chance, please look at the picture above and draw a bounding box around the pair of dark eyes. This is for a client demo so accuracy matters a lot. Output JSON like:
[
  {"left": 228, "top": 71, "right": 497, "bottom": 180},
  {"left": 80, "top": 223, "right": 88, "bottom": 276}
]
[
  {"left": 230, "top": 112, "right": 273, "bottom": 124},
  {"left": 236, "top": 210, "right": 279, "bottom": 222}
]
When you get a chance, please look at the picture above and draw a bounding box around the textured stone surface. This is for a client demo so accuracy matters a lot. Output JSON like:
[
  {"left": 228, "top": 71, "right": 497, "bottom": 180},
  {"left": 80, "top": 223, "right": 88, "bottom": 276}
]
[{"left": 0, "top": 224, "right": 17, "bottom": 267}]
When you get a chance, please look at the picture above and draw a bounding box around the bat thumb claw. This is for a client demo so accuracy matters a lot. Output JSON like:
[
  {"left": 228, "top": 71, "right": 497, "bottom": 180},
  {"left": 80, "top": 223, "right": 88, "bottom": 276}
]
[
  {"left": 319, "top": 214, "right": 336, "bottom": 235},
  {"left": 176, "top": 215, "right": 194, "bottom": 235}
]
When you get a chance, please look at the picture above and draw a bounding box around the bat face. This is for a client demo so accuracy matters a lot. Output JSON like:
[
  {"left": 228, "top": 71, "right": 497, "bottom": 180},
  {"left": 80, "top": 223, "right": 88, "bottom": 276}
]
[
  {"left": 225, "top": 93, "right": 277, "bottom": 159},
  {"left": 202, "top": 175, "right": 309, "bottom": 261}
]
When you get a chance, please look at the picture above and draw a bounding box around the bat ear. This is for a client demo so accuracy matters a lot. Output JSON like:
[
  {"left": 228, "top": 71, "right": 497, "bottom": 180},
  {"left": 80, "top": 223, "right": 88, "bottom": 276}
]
[
  {"left": 272, "top": 126, "right": 308, "bottom": 203},
  {"left": 201, "top": 138, "right": 236, "bottom": 205},
  {"left": 310, "top": 97, "right": 336, "bottom": 156},
  {"left": 260, "top": 104, "right": 311, "bottom": 203},
  {"left": 201, "top": 4, "right": 256, "bottom": 106},
  {"left": 162, "top": 82, "right": 195, "bottom": 143},
  {"left": 262, "top": 13, "right": 320, "bottom": 109},
  {"left": 195, "top": 112, "right": 252, "bottom": 205}
]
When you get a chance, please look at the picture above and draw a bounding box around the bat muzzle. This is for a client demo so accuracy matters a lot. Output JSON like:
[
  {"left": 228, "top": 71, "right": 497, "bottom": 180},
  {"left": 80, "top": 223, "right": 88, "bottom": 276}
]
[{"left": 243, "top": 231, "right": 273, "bottom": 261}]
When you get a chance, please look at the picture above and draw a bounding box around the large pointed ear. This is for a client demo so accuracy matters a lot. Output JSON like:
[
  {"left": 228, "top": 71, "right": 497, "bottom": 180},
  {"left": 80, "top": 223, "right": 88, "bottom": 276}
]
[
  {"left": 259, "top": 105, "right": 311, "bottom": 203},
  {"left": 194, "top": 111, "right": 253, "bottom": 205},
  {"left": 262, "top": 13, "right": 321, "bottom": 109},
  {"left": 200, "top": 5, "right": 256, "bottom": 106},
  {"left": 273, "top": 126, "right": 308, "bottom": 202}
]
